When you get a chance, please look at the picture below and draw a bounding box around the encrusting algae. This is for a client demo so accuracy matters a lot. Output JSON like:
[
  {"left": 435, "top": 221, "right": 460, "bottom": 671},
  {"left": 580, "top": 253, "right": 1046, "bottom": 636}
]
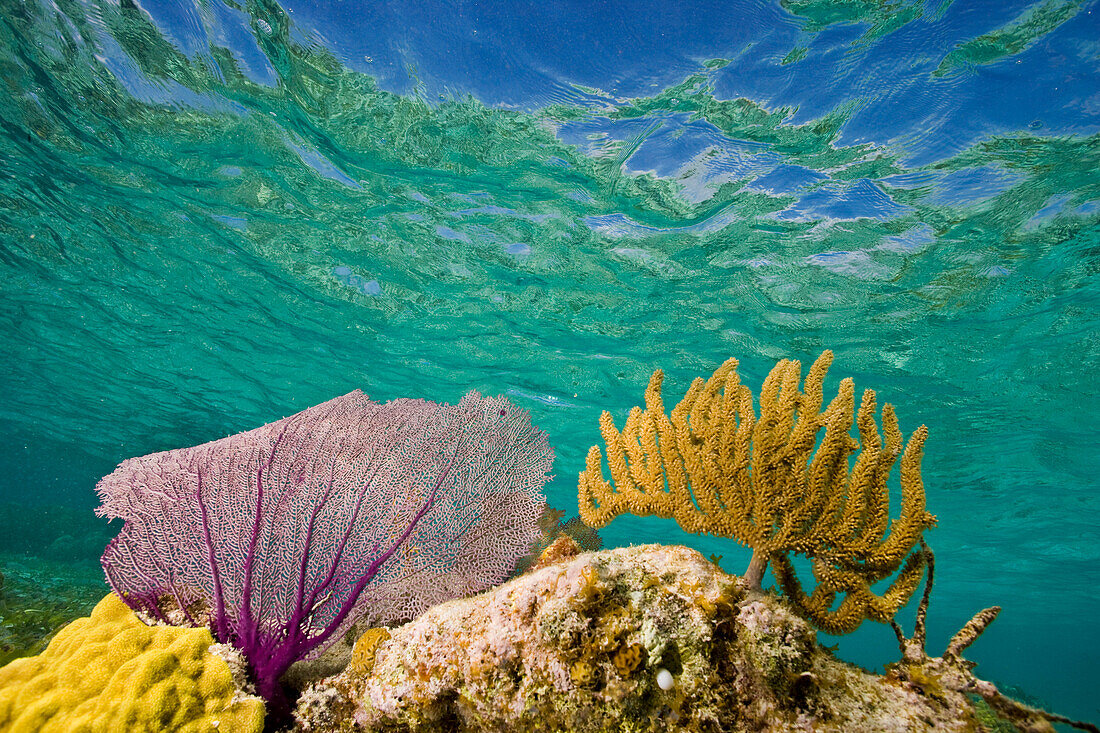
[
  {"left": 578, "top": 350, "right": 936, "bottom": 634},
  {"left": 292, "top": 542, "right": 1082, "bottom": 733}
]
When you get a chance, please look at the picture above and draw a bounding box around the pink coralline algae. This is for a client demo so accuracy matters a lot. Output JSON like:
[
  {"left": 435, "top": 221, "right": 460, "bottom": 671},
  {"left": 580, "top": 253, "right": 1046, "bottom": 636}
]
[{"left": 95, "top": 390, "right": 552, "bottom": 710}]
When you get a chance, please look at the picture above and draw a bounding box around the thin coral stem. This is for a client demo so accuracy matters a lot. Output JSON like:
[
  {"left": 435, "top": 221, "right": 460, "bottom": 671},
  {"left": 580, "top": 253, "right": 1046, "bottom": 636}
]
[
  {"left": 913, "top": 539, "right": 933, "bottom": 650},
  {"left": 744, "top": 549, "right": 768, "bottom": 590}
]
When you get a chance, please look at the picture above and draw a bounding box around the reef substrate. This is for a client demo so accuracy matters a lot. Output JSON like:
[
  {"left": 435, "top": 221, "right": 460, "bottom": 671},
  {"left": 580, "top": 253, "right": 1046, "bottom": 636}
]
[{"left": 293, "top": 543, "right": 1009, "bottom": 732}]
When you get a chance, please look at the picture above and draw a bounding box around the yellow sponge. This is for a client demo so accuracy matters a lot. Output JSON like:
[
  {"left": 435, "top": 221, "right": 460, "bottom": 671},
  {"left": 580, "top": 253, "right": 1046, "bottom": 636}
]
[{"left": 0, "top": 594, "right": 265, "bottom": 732}]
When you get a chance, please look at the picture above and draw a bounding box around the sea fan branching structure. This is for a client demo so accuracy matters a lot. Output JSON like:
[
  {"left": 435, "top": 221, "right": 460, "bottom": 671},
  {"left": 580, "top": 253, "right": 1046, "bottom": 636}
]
[{"left": 97, "top": 390, "right": 552, "bottom": 710}]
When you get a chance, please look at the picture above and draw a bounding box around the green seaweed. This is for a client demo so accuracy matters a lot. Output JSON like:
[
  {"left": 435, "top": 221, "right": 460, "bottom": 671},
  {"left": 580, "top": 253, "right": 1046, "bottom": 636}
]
[{"left": 0, "top": 555, "right": 106, "bottom": 666}]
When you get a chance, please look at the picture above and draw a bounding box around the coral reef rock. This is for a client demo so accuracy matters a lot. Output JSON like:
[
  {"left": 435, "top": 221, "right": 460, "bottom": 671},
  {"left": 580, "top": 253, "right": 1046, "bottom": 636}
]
[{"left": 293, "top": 544, "right": 991, "bottom": 732}]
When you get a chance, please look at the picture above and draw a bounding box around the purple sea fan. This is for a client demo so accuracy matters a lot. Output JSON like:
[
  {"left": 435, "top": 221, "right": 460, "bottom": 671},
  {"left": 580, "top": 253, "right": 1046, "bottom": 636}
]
[{"left": 95, "top": 389, "right": 552, "bottom": 708}]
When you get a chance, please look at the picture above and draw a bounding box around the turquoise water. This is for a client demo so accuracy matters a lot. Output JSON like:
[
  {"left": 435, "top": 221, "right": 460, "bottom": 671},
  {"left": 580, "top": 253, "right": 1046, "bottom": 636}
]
[{"left": 1, "top": 0, "right": 1097, "bottom": 723}]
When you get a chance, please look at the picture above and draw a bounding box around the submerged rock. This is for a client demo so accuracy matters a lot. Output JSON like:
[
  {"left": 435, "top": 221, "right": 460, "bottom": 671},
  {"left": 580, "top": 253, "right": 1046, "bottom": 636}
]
[{"left": 293, "top": 544, "right": 996, "bottom": 732}]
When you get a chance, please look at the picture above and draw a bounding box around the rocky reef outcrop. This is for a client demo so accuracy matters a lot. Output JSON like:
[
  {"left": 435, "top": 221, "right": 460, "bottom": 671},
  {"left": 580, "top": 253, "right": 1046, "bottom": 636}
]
[{"left": 293, "top": 543, "right": 1000, "bottom": 732}]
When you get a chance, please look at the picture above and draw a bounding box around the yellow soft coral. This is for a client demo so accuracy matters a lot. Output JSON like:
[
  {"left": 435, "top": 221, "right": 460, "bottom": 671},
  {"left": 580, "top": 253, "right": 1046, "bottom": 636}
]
[
  {"left": 0, "top": 593, "right": 265, "bottom": 732},
  {"left": 578, "top": 351, "right": 937, "bottom": 635}
]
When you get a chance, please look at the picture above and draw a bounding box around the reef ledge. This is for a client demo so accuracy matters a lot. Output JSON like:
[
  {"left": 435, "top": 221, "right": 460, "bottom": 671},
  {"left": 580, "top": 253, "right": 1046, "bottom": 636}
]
[{"left": 292, "top": 543, "right": 1010, "bottom": 732}]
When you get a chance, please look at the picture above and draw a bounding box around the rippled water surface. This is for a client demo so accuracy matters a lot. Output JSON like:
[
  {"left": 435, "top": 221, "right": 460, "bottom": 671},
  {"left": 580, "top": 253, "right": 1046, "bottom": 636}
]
[{"left": 1, "top": 0, "right": 1097, "bottom": 721}]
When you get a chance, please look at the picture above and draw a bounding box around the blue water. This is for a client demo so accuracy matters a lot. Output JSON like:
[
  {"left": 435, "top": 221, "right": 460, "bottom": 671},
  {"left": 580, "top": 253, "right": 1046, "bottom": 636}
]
[{"left": 0, "top": 0, "right": 1097, "bottom": 723}]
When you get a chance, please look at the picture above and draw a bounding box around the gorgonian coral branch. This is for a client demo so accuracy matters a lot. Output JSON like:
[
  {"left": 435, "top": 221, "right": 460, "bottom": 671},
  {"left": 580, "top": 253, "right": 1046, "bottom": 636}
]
[
  {"left": 578, "top": 351, "right": 935, "bottom": 634},
  {"left": 98, "top": 390, "right": 552, "bottom": 711}
]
